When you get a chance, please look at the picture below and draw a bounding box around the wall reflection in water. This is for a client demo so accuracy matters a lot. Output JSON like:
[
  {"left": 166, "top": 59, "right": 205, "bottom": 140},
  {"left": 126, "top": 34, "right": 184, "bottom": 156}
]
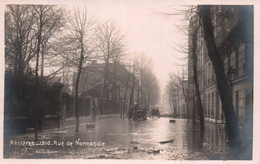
[{"left": 187, "top": 122, "right": 229, "bottom": 159}]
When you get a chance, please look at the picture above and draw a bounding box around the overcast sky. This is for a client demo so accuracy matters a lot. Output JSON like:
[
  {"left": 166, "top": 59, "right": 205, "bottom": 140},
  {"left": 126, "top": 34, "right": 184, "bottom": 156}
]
[
  {"left": 1, "top": 0, "right": 190, "bottom": 108},
  {"left": 73, "top": 0, "right": 189, "bottom": 102}
]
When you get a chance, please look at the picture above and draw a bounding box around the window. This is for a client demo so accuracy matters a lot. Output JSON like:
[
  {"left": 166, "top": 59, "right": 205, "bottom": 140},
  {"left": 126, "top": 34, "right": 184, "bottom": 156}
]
[
  {"left": 238, "top": 43, "right": 246, "bottom": 76},
  {"left": 208, "top": 63, "right": 212, "bottom": 83},
  {"left": 205, "top": 65, "right": 208, "bottom": 85},
  {"left": 212, "top": 93, "right": 215, "bottom": 118},
  {"left": 235, "top": 91, "right": 239, "bottom": 122},
  {"left": 216, "top": 91, "right": 220, "bottom": 119},
  {"left": 208, "top": 94, "right": 211, "bottom": 117},
  {"left": 202, "top": 75, "right": 205, "bottom": 89},
  {"left": 109, "top": 92, "right": 112, "bottom": 101},
  {"left": 204, "top": 95, "right": 207, "bottom": 116},
  {"left": 212, "top": 63, "right": 215, "bottom": 81},
  {"left": 230, "top": 51, "right": 236, "bottom": 69},
  {"left": 224, "top": 57, "right": 228, "bottom": 73}
]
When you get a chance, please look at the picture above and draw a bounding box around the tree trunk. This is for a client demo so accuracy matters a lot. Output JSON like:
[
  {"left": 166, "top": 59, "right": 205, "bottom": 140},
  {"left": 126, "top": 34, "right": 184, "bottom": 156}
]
[
  {"left": 75, "top": 71, "right": 80, "bottom": 133},
  {"left": 41, "top": 49, "right": 44, "bottom": 77},
  {"left": 129, "top": 65, "right": 135, "bottom": 118},
  {"left": 112, "top": 61, "right": 118, "bottom": 103},
  {"left": 75, "top": 37, "right": 84, "bottom": 133},
  {"left": 191, "top": 25, "right": 204, "bottom": 130},
  {"left": 34, "top": 12, "right": 43, "bottom": 141},
  {"left": 199, "top": 5, "right": 241, "bottom": 149},
  {"left": 173, "top": 99, "right": 177, "bottom": 117},
  {"left": 192, "top": 88, "right": 196, "bottom": 122},
  {"left": 123, "top": 72, "right": 130, "bottom": 120},
  {"left": 180, "top": 84, "right": 189, "bottom": 119},
  {"left": 100, "top": 57, "right": 109, "bottom": 100},
  {"left": 18, "top": 44, "right": 23, "bottom": 77}
]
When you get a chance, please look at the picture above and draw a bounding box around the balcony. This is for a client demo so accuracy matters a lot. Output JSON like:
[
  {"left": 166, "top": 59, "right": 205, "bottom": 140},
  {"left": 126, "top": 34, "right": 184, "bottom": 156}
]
[{"left": 215, "top": 17, "right": 240, "bottom": 47}]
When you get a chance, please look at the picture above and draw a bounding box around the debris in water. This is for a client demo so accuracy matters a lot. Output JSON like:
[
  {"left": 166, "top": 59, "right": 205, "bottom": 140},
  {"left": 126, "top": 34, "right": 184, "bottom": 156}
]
[
  {"left": 160, "top": 139, "right": 174, "bottom": 144},
  {"left": 86, "top": 124, "right": 95, "bottom": 128},
  {"left": 147, "top": 149, "right": 160, "bottom": 154},
  {"left": 98, "top": 155, "right": 106, "bottom": 158},
  {"left": 130, "top": 141, "right": 139, "bottom": 144},
  {"left": 109, "top": 151, "right": 125, "bottom": 155},
  {"left": 148, "top": 150, "right": 154, "bottom": 154},
  {"left": 103, "top": 148, "right": 116, "bottom": 153},
  {"left": 52, "top": 130, "right": 67, "bottom": 134},
  {"left": 117, "top": 147, "right": 127, "bottom": 151},
  {"left": 153, "top": 149, "right": 160, "bottom": 154}
]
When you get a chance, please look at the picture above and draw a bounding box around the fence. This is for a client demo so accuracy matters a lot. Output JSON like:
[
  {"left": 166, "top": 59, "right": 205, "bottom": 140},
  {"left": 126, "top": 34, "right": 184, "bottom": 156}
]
[
  {"left": 4, "top": 81, "right": 92, "bottom": 135},
  {"left": 4, "top": 78, "right": 123, "bottom": 136}
]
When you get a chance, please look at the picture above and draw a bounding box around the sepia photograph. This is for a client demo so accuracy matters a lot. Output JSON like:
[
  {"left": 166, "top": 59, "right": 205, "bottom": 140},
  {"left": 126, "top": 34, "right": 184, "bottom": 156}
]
[{"left": 1, "top": 0, "right": 258, "bottom": 162}]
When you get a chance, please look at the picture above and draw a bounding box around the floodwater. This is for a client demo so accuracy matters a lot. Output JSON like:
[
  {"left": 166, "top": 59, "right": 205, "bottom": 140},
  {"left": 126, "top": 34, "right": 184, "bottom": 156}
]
[{"left": 4, "top": 117, "right": 251, "bottom": 160}]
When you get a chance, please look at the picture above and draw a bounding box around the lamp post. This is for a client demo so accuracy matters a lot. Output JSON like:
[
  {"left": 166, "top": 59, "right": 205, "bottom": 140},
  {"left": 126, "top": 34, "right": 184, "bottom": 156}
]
[{"left": 227, "top": 66, "right": 236, "bottom": 102}]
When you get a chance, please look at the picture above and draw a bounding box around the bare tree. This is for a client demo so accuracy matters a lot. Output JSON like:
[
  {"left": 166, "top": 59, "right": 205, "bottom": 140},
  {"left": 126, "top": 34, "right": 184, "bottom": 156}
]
[
  {"left": 135, "top": 53, "right": 150, "bottom": 107},
  {"left": 96, "top": 22, "right": 125, "bottom": 100},
  {"left": 170, "top": 5, "right": 253, "bottom": 151},
  {"left": 166, "top": 78, "right": 181, "bottom": 117},
  {"left": 155, "top": 6, "right": 205, "bottom": 125},
  {"left": 31, "top": 5, "right": 66, "bottom": 140},
  {"left": 5, "top": 5, "right": 36, "bottom": 77},
  {"left": 119, "top": 61, "right": 132, "bottom": 119},
  {"left": 128, "top": 59, "right": 137, "bottom": 118},
  {"left": 197, "top": 5, "right": 243, "bottom": 150},
  {"left": 188, "top": 11, "right": 205, "bottom": 129},
  {"left": 5, "top": 5, "right": 66, "bottom": 140},
  {"left": 134, "top": 53, "right": 160, "bottom": 108},
  {"left": 32, "top": 5, "right": 65, "bottom": 77},
  {"left": 64, "top": 8, "right": 97, "bottom": 133},
  {"left": 166, "top": 79, "right": 176, "bottom": 115},
  {"left": 142, "top": 68, "right": 160, "bottom": 107},
  {"left": 169, "top": 70, "right": 189, "bottom": 118},
  {"left": 166, "top": 83, "right": 172, "bottom": 112}
]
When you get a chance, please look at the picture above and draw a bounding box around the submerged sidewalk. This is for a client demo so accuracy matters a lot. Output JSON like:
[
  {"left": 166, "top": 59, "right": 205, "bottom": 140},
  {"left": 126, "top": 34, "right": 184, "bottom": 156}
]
[{"left": 62, "top": 114, "right": 121, "bottom": 128}]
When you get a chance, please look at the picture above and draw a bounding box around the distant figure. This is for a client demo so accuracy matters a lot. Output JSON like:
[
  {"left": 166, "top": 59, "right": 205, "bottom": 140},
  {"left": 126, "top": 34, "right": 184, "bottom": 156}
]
[
  {"left": 91, "top": 97, "right": 98, "bottom": 122},
  {"left": 92, "top": 107, "right": 97, "bottom": 122},
  {"left": 134, "top": 104, "right": 139, "bottom": 111},
  {"left": 130, "top": 104, "right": 139, "bottom": 120},
  {"left": 129, "top": 104, "right": 135, "bottom": 119}
]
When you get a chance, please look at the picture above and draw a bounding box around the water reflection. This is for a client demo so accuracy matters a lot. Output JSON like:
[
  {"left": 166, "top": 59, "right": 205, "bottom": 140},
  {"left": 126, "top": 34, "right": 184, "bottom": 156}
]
[
  {"left": 5, "top": 117, "right": 251, "bottom": 159},
  {"left": 187, "top": 121, "right": 229, "bottom": 159}
]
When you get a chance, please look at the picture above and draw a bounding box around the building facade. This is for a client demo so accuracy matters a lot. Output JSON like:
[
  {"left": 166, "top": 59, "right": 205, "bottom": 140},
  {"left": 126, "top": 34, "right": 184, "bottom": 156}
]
[
  {"left": 72, "top": 60, "right": 140, "bottom": 117},
  {"left": 188, "top": 6, "right": 253, "bottom": 133}
]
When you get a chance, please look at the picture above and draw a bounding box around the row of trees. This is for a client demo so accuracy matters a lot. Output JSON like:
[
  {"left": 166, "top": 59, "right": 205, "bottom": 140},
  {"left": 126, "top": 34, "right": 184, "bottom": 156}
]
[
  {"left": 5, "top": 5, "right": 160, "bottom": 137},
  {"left": 118, "top": 54, "right": 160, "bottom": 119},
  {"left": 5, "top": 5, "right": 66, "bottom": 140},
  {"left": 5, "top": 5, "right": 65, "bottom": 79},
  {"left": 133, "top": 54, "right": 160, "bottom": 108},
  {"left": 166, "top": 70, "right": 189, "bottom": 118}
]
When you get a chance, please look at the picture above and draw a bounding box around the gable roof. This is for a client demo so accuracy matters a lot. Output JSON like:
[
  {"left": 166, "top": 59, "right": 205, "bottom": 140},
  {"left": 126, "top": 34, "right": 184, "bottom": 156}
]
[{"left": 80, "top": 82, "right": 109, "bottom": 99}]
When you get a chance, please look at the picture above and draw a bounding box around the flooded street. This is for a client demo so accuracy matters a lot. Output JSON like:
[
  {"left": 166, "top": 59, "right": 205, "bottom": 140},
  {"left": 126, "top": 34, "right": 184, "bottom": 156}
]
[
  {"left": 4, "top": 117, "right": 239, "bottom": 160},
  {"left": 3, "top": 3, "right": 255, "bottom": 162}
]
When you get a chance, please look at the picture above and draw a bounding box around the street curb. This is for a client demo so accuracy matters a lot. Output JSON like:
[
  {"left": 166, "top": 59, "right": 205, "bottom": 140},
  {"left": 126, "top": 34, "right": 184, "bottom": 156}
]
[{"left": 62, "top": 114, "right": 120, "bottom": 128}]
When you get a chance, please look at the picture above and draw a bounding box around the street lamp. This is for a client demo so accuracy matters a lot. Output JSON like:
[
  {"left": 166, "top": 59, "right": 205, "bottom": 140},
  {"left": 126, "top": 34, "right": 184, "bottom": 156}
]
[
  {"left": 227, "top": 66, "right": 236, "bottom": 82},
  {"left": 227, "top": 66, "right": 236, "bottom": 101}
]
